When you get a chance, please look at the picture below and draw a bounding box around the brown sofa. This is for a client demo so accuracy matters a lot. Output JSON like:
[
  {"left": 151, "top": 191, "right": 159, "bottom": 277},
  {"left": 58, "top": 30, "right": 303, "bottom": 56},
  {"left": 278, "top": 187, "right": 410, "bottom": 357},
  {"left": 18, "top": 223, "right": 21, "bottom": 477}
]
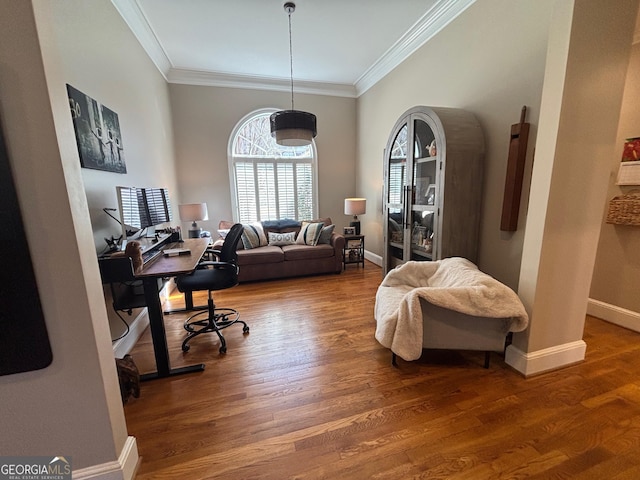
[{"left": 217, "top": 218, "right": 345, "bottom": 283}]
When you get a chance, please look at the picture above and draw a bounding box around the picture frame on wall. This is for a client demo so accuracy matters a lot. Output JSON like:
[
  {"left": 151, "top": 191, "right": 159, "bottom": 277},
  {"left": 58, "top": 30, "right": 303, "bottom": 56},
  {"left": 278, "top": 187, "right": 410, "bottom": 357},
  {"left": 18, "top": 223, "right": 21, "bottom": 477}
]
[{"left": 66, "top": 84, "right": 127, "bottom": 174}]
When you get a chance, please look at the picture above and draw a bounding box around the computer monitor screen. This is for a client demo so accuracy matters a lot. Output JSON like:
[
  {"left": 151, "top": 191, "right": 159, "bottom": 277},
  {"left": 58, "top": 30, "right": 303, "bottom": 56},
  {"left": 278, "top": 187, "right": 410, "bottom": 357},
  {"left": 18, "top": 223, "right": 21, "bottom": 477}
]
[{"left": 116, "top": 186, "right": 172, "bottom": 238}]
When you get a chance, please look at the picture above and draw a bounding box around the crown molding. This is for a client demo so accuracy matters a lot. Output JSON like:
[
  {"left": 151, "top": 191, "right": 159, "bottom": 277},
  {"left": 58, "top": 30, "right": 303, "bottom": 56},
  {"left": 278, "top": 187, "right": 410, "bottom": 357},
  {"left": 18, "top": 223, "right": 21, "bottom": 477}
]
[
  {"left": 112, "top": 0, "right": 474, "bottom": 98},
  {"left": 355, "top": 0, "right": 476, "bottom": 96},
  {"left": 111, "top": 0, "right": 172, "bottom": 79},
  {"left": 167, "top": 69, "right": 357, "bottom": 98}
]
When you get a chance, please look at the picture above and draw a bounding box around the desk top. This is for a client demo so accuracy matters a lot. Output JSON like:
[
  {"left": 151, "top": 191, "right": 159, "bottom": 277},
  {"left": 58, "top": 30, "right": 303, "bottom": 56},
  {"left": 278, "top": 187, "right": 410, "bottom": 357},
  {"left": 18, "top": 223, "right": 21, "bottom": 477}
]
[{"left": 136, "top": 238, "right": 209, "bottom": 278}]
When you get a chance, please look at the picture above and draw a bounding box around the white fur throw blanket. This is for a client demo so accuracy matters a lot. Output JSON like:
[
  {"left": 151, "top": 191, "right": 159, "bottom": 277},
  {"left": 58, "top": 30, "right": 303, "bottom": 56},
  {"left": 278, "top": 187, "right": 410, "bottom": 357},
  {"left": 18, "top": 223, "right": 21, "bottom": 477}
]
[{"left": 375, "top": 258, "right": 529, "bottom": 361}]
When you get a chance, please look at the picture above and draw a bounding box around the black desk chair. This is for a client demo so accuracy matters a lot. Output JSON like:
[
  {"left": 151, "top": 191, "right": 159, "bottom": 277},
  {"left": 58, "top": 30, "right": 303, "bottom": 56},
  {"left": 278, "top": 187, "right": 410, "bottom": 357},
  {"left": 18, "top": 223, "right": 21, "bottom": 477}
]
[{"left": 175, "top": 223, "right": 249, "bottom": 353}]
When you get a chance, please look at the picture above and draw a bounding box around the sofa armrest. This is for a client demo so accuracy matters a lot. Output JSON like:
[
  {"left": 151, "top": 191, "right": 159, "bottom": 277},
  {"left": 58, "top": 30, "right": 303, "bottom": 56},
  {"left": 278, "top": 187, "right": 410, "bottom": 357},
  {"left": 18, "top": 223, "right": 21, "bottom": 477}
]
[{"left": 330, "top": 233, "right": 345, "bottom": 254}]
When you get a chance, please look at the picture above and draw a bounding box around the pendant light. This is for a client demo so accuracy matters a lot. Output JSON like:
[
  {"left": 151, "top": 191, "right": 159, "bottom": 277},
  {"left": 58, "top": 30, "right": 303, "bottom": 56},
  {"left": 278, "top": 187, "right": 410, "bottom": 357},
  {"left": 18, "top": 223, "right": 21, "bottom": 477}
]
[{"left": 270, "top": 2, "right": 317, "bottom": 147}]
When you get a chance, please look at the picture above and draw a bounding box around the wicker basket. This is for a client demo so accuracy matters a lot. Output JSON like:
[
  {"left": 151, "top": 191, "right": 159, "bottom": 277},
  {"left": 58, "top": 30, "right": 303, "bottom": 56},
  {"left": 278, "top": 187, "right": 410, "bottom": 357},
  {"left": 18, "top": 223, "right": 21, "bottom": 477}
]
[{"left": 606, "top": 192, "right": 640, "bottom": 226}]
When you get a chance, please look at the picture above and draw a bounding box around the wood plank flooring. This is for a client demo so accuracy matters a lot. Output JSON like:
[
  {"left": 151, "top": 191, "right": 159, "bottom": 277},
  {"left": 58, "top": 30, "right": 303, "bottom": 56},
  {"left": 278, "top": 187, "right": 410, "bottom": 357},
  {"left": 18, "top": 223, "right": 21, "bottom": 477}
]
[{"left": 124, "top": 262, "right": 640, "bottom": 479}]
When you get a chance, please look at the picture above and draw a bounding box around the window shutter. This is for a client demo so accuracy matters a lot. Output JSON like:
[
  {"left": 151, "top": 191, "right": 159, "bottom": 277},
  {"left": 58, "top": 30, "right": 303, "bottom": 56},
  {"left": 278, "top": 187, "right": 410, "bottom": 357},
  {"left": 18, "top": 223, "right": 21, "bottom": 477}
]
[{"left": 229, "top": 110, "right": 317, "bottom": 223}]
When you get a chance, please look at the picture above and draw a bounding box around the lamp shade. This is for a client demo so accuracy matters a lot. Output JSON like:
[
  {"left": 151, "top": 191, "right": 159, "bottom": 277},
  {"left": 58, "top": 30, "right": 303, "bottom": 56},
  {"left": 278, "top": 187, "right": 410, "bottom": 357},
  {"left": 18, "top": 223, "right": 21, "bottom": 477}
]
[
  {"left": 178, "top": 203, "right": 208, "bottom": 222},
  {"left": 270, "top": 110, "right": 317, "bottom": 146},
  {"left": 344, "top": 198, "right": 366, "bottom": 216}
]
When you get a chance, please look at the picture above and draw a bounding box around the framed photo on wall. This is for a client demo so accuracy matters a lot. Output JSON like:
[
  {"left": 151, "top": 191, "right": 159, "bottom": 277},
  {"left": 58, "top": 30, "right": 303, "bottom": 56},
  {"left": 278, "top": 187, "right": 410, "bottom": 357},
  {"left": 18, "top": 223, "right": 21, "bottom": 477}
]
[{"left": 66, "top": 84, "right": 127, "bottom": 173}]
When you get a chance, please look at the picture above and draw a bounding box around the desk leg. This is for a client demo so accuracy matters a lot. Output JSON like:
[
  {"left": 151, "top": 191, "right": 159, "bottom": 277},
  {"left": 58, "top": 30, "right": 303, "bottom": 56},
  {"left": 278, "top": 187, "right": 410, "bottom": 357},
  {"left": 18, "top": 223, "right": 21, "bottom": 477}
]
[{"left": 140, "top": 277, "right": 205, "bottom": 381}]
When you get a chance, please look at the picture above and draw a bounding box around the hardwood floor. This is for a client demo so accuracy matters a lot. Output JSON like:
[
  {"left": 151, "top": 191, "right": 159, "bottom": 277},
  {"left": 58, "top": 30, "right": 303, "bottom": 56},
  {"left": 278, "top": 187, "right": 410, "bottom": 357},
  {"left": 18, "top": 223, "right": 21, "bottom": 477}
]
[{"left": 124, "top": 262, "right": 640, "bottom": 479}]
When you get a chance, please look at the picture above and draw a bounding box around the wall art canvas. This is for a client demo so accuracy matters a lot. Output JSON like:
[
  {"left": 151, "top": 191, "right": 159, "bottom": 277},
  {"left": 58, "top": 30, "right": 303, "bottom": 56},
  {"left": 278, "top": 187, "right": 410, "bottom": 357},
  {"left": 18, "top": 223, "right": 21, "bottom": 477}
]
[{"left": 66, "top": 84, "right": 126, "bottom": 173}]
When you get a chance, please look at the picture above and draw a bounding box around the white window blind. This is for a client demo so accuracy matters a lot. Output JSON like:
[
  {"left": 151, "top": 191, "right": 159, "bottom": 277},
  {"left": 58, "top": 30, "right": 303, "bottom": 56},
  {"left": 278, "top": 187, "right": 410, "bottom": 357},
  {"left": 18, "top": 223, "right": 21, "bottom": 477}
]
[{"left": 229, "top": 110, "right": 318, "bottom": 223}]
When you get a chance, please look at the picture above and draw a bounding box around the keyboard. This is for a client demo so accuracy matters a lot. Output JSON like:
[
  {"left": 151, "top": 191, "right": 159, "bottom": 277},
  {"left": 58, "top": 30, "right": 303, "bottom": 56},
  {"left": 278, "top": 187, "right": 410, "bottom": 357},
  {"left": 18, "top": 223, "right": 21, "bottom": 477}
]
[{"left": 141, "top": 248, "right": 163, "bottom": 264}]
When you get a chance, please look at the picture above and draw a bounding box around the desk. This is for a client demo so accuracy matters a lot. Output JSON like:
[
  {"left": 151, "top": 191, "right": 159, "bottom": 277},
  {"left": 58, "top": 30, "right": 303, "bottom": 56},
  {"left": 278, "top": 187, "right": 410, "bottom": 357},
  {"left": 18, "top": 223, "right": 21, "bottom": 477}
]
[{"left": 136, "top": 237, "right": 209, "bottom": 381}]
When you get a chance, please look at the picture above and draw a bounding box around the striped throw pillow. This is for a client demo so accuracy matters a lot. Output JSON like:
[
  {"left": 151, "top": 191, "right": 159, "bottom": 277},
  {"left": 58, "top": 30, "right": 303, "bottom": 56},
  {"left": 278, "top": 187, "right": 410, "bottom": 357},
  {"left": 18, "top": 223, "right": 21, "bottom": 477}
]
[
  {"left": 241, "top": 222, "right": 268, "bottom": 249},
  {"left": 296, "top": 222, "right": 325, "bottom": 246}
]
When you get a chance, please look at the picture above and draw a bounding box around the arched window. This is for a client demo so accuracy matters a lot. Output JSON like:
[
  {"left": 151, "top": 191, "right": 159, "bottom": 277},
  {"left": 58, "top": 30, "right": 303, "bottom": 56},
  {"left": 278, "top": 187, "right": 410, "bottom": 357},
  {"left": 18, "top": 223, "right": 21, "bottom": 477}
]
[
  {"left": 388, "top": 124, "right": 408, "bottom": 204},
  {"left": 228, "top": 109, "right": 318, "bottom": 223}
]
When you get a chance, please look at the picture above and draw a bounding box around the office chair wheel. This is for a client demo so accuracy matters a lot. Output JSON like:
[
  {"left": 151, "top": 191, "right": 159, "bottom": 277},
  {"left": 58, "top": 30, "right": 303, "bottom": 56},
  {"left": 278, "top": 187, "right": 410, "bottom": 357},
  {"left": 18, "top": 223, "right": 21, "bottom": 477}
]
[
  {"left": 219, "top": 345, "right": 227, "bottom": 354},
  {"left": 182, "top": 343, "right": 190, "bottom": 352},
  {"left": 243, "top": 325, "right": 250, "bottom": 333}
]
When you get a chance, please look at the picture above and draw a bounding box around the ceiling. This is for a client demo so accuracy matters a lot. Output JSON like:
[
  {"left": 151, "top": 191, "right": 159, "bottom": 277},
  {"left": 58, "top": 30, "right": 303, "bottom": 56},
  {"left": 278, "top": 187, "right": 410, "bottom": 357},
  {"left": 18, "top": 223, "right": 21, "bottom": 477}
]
[{"left": 111, "top": 0, "right": 476, "bottom": 97}]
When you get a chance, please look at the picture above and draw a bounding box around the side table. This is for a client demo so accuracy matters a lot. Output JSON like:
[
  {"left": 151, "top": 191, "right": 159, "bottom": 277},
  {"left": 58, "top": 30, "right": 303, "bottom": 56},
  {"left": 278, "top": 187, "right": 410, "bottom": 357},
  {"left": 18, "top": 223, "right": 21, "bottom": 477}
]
[{"left": 343, "top": 234, "right": 365, "bottom": 269}]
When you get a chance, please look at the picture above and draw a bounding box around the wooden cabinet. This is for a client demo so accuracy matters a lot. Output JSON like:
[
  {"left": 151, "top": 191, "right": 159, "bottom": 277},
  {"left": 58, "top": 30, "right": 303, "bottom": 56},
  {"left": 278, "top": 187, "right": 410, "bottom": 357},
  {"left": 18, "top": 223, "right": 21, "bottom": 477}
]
[{"left": 383, "top": 106, "right": 484, "bottom": 275}]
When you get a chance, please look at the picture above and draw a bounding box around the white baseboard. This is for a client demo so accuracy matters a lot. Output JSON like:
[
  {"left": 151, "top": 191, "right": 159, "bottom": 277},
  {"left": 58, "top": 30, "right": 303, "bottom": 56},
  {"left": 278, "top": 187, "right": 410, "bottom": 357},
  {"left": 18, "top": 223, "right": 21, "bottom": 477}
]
[
  {"left": 112, "top": 310, "right": 149, "bottom": 358},
  {"left": 587, "top": 298, "right": 640, "bottom": 332},
  {"left": 364, "top": 249, "right": 382, "bottom": 267},
  {"left": 73, "top": 436, "right": 139, "bottom": 480},
  {"left": 505, "top": 340, "right": 587, "bottom": 377}
]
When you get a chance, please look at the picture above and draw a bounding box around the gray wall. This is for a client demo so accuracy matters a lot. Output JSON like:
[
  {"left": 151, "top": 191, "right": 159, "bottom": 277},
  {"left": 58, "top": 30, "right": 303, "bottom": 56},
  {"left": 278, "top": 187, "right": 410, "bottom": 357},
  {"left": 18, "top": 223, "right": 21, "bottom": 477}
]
[
  {"left": 590, "top": 42, "right": 640, "bottom": 314},
  {"left": 357, "top": 0, "right": 638, "bottom": 372},
  {"left": 0, "top": 0, "right": 138, "bottom": 472},
  {"left": 169, "top": 84, "right": 356, "bottom": 233},
  {"left": 48, "top": 0, "right": 180, "bottom": 340},
  {"left": 51, "top": 3, "right": 180, "bottom": 252},
  {"left": 357, "top": 0, "right": 555, "bottom": 288}
]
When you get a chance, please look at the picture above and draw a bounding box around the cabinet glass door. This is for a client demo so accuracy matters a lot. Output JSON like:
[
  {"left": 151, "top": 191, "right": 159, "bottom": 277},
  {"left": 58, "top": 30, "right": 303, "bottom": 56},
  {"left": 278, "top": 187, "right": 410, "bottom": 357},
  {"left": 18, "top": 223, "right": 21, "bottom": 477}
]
[
  {"left": 410, "top": 118, "right": 437, "bottom": 260},
  {"left": 385, "top": 123, "right": 407, "bottom": 270}
]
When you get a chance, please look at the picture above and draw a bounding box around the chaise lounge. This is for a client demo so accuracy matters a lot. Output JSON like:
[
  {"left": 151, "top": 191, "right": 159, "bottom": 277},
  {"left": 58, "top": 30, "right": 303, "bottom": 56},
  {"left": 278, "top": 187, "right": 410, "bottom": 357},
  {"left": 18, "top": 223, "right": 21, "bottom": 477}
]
[{"left": 374, "top": 257, "right": 529, "bottom": 366}]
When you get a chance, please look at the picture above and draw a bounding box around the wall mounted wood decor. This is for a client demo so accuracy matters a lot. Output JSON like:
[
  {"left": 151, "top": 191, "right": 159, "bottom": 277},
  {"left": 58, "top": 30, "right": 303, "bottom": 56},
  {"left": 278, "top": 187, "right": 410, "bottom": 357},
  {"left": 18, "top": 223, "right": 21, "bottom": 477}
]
[{"left": 500, "top": 106, "right": 530, "bottom": 231}]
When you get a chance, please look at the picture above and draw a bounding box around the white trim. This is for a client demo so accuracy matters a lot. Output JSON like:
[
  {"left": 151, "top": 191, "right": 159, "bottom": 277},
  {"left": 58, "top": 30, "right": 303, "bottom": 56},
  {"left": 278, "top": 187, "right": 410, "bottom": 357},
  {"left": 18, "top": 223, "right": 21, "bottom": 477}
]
[
  {"left": 73, "top": 436, "right": 139, "bottom": 480},
  {"left": 364, "top": 249, "right": 382, "bottom": 267},
  {"left": 587, "top": 298, "right": 640, "bottom": 333},
  {"left": 110, "top": 0, "right": 171, "bottom": 79},
  {"left": 168, "top": 69, "right": 357, "bottom": 98},
  {"left": 112, "top": 309, "right": 149, "bottom": 358},
  {"left": 505, "top": 340, "right": 586, "bottom": 377},
  {"left": 112, "top": 0, "right": 473, "bottom": 98},
  {"left": 355, "top": 0, "right": 476, "bottom": 95}
]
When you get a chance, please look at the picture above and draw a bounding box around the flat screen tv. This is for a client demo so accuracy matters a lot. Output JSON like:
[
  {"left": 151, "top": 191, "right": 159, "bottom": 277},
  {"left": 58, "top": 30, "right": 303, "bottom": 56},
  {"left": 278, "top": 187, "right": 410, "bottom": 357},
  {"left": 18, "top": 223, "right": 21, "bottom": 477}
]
[{"left": 116, "top": 186, "right": 172, "bottom": 239}]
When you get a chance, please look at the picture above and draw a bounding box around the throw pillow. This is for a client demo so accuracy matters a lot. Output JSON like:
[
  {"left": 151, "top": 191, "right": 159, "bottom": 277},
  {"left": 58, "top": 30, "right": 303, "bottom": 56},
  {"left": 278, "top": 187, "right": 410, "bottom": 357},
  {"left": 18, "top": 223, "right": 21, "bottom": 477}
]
[
  {"left": 296, "top": 221, "right": 325, "bottom": 246},
  {"left": 317, "top": 224, "right": 335, "bottom": 244},
  {"left": 241, "top": 222, "right": 268, "bottom": 249},
  {"left": 268, "top": 231, "right": 296, "bottom": 246}
]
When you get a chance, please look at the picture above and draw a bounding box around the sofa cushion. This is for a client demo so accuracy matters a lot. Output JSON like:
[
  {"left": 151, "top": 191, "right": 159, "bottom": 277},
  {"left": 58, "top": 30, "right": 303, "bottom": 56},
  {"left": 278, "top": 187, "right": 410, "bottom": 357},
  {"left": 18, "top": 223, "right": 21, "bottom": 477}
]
[
  {"left": 317, "top": 224, "right": 335, "bottom": 244},
  {"left": 282, "top": 244, "right": 335, "bottom": 261},
  {"left": 241, "top": 222, "right": 268, "bottom": 249},
  {"left": 268, "top": 231, "right": 296, "bottom": 246},
  {"left": 296, "top": 221, "right": 325, "bottom": 246},
  {"left": 237, "top": 245, "right": 284, "bottom": 265}
]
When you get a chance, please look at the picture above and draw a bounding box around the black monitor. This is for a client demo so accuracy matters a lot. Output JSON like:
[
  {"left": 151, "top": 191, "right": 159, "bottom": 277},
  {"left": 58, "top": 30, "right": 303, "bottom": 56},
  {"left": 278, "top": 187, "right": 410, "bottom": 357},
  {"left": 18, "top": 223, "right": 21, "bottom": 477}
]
[{"left": 116, "top": 186, "right": 172, "bottom": 239}]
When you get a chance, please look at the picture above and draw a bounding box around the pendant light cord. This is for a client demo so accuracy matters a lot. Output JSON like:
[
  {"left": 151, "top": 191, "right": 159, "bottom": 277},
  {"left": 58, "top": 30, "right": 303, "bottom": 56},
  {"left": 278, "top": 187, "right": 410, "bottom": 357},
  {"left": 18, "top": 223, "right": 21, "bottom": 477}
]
[{"left": 288, "top": 10, "right": 294, "bottom": 110}]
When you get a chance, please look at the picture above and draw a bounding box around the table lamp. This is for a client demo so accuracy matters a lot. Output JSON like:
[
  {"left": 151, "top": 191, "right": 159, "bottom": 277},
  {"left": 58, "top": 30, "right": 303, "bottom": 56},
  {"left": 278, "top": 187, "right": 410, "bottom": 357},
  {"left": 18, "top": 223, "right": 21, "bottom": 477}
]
[
  {"left": 179, "top": 203, "right": 208, "bottom": 238},
  {"left": 344, "top": 198, "right": 366, "bottom": 235}
]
